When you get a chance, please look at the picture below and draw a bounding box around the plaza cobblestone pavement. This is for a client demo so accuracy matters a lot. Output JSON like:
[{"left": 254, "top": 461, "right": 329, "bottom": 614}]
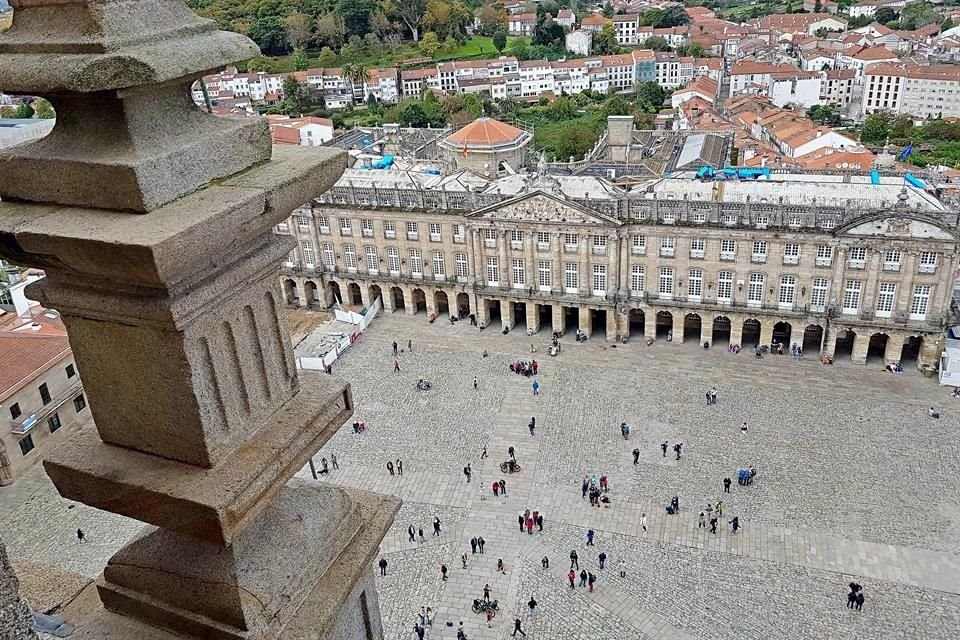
[{"left": 3, "top": 311, "right": 960, "bottom": 640}]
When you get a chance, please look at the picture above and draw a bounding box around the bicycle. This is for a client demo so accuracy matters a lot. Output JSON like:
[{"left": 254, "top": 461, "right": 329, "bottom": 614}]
[
  {"left": 499, "top": 461, "right": 522, "bottom": 473},
  {"left": 472, "top": 599, "right": 498, "bottom": 617}
]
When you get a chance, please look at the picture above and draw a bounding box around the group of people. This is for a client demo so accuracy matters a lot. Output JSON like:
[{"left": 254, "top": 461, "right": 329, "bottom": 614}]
[
  {"left": 509, "top": 359, "right": 538, "bottom": 377},
  {"left": 581, "top": 475, "right": 612, "bottom": 507},
  {"left": 405, "top": 517, "right": 443, "bottom": 545},
  {"left": 517, "top": 508, "right": 545, "bottom": 535},
  {"left": 385, "top": 458, "right": 404, "bottom": 476},
  {"left": 660, "top": 441, "right": 684, "bottom": 460}
]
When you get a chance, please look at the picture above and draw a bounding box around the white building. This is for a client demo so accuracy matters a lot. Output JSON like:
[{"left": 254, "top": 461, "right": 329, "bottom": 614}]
[
  {"left": 566, "top": 29, "right": 592, "bottom": 56},
  {"left": 863, "top": 63, "right": 960, "bottom": 118}
]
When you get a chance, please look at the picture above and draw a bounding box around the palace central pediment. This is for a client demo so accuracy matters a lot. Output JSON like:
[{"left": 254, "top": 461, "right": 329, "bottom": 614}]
[{"left": 467, "top": 191, "right": 619, "bottom": 226}]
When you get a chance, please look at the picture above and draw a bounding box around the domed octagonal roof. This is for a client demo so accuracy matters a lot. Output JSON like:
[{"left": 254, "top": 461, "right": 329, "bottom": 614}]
[{"left": 446, "top": 117, "right": 530, "bottom": 148}]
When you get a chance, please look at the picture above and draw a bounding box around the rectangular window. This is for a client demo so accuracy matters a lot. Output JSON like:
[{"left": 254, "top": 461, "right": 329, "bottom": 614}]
[
  {"left": 511, "top": 230, "right": 524, "bottom": 249},
  {"left": 910, "top": 285, "right": 931, "bottom": 319},
  {"left": 883, "top": 248, "right": 902, "bottom": 272},
  {"left": 778, "top": 275, "right": 795, "bottom": 308},
  {"left": 919, "top": 251, "right": 938, "bottom": 273},
  {"left": 815, "top": 245, "right": 833, "bottom": 267},
  {"left": 717, "top": 271, "right": 733, "bottom": 302},
  {"left": 810, "top": 277, "right": 828, "bottom": 311},
  {"left": 361, "top": 219, "right": 374, "bottom": 237},
  {"left": 453, "top": 224, "right": 465, "bottom": 243},
  {"left": 660, "top": 236, "right": 675, "bottom": 257},
  {"left": 537, "top": 232, "right": 550, "bottom": 248},
  {"left": 285, "top": 249, "right": 296, "bottom": 266},
  {"left": 564, "top": 263, "right": 578, "bottom": 293},
  {"left": 622, "top": 263, "right": 642, "bottom": 296},
  {"left": 538, "top": 260, "right": 551, "bottom": 290},
  {"left": 321, "top": 243, "right": 335, "bottom": 268},
  {"left": 410, "top": 249, "right": 423, "bottom": 276},
  {"left": 788, "top": 215, "right": 802, "bottom": 228},
  {"left": 387, "top": 247, "right": 400, "bottom": 273},
  {"left": 756, "top": 215, "right": 769, "bottom": 228},
  {"left": 384, "top": 220, "right": 396, "bottom": 238},
  {"left": 688, "top": 268, "right": 703, "bottom": 300},
  {"left": 564, "top": 233, "right": 578, "bottom": 251},
  {"left": 365, "top": 246, "right": 378, "bottom": 272},
  {"left": 344, "top": 244, "right": 357, "bottom": 270},
  {"left": 751, "top": 241, "right": 767, "bottom": 263},
  {"left": 632, "top": 235, "right": 646, "bottom": 255},
  {"left": 407, "top": 222, "right": 419, "bottom": 240},
  {"left": 842, "top": 280, "right": 861, "bottom": 314},
  {"left": 39, "top": 383, "right": 51, "bottom": 405},
  {"left": 48, "top": 412, "right": 61, "bottom": 433},
  {"left": 318, "top": 215, "right": 330, "bottom": 234},
  {"left": 433, "top": 251, "right": 445, "bottom": 279},
  {"left": 295, "top": 214, "right": 310, "bottom": 232},
  {"left": 720, "top": 239, "right": 736, "bottom": 260},
  {"left": 876, "top": 282, "right": 896, "bottom": 317},
  {"left": 783, "top": 243, "right": 799, "bottom": 265},
  {"left": 592, "top": 264, "right": 607, "bottom": 295},
  {"left": 339, "top": 217, "right": 352, "bottom": 235},
  {"left": 484, "top": 228, "right": 497, "bottom": 247},
  {"left": 592, "top": 235, "right": 607, "bottom": 256},
  {"left": 19, "top": 435, "right": 34, "bottom": 456},
  {"left": 690, "top": 238, "right": 705, "bottom": 259},
  {"left": 429, "top": 223, "right": 442, "bottom": 242},
  {"left": 512, "top": 259, "right": 525, "bottom": 288},
  {"left": 66, "top": 364, "right": 76, "bottom": 379},
  {"left": 747, "top": 273, "right": 764, "bottom": 306},
  {"left": 486, "top": 257, "right": 499, "bottom": 285},
  {"left": 455, "top": 253, "right": 468, "bottom": 279},
  {"left": 658, "top": 267, "right": 674, "bottom": 299},
  {"left": 301, "top": 241, "right": 316, "bottom": 267}
]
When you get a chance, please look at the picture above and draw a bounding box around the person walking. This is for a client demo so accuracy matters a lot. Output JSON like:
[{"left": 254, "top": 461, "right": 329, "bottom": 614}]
[
  {"left": 528, "top": 596, "right": 537, "bottom": 621},
  {"left": 618, "top": 558, "right": 626, "bottom": 578},
  {"left": 570, "top": 550, "right": 579, "bottom": 569},
  {"left": 587, "top": 572, "right": 596, "bottom": 592},
  {"left": 414, "top": 623, "right": 425, "bottom": 640},
  {"left": 730, "top": 516, "right": 740, "bottom": 534},
  {"left": 598, "top": 552, "right": 607, "bottom": 570},
  {"left": 462, "top": 552, "right": 468, "bottom": 569},
  {"left": 497, "top": 558, "right": 506, "bottom": 574},
  {"left": 393, "top": 359, "right": 400, "bottom": 373},
  {"left": 640, "top": 513, "right": 647, "bottom": 533},
  {"left": 330, "top": 453, "right": 339, "bottom": 470},
  {"left": 674, "top": 442, "right": 682, "bottom": 460},
  {"left": 470, "top": 537, "right": 478, "bottom": 554},
  {"left": 526, "top": 516, "right": 534, "bottom": 535},
  {"left": 846, "top": 589, "right": 857, "bottom": 609},
  {"left": 632, "top": 448, "right": 640, "bottom": 465},
  {"left": 433, "top": 516, "right": 441, "bottom": 536},
  {"left": 532, "top": 380, "right": 539, "bottom": 395},
  {"left": 77, "top": 529, "right": 86, "bottom": 543},
  {"left": 457, "top": 623, "right": 468, "bottom": 640},
  {"left": 542, "top": 556, "right": 549, "bottom": 569},
  {"left": 485, "top": 609, "right": 494, "bottom": 628},
  {"left": 581, "top": 477, "right": 589, "bottom": 499},
  {"left": 440, "top": 564, "right": 448, "bottom": 581},
  {"left": 586, "top": 529, "right": 595, "bottom": 546},
  {"left": 493, "top": 481, "right": 500, "bottom": 497},
  {"left": 528, "top": 420, "right": 535, "bottom": 436},
  {"left": 483, "top": 583, "right": 492, "bottom": 602},
  {"left": 518, "top": 513, "right": 525, "bottom": 532},
  {"left": 709, "top": 515, "right": 718, "bottom": 534},
  {"left": 386, "top": 461, "right": 394, "bottom": 476},
  {"left": 407, "top": 339, "right": 412, "bottom": 353},
  {"left": 479, "top": 481, "right": 486, "bottom": 501},
  {"left": 378, "top": 557, "right": 387, "bottom": 576},
  {"left": 473, "top": 376, "right": 478, "bottom": 391},
  {"left": 567, "top": 569, "right": 576, "bottom": 588},
  {"left": 579, "top": 569, "right": 588, "bottom": 587},
  {"left": 500, "top": 479, "right": 507, "bottom": 496},
  {"left": 716, "top": 500, "right": 724, "bottom": 517},
  {"left": 397, "top": 459, "right": 404, "bottom": 476},
  {"left": 536, "top": 513, "right": 544, "bottom": 531},
  {"left": 512, "top": 618, "right": 527, "bottom": 637},
  {"left": 418, "top": 528, "right": 425, "bottom": 543},
  {"left": 855, "top": 591, "right": 864, "bottom": 611},
  {"left": 464, "top": 464, "right": 472, "bottom": 483},
  {"left": 477, "top": 536, "right": 485, "bottom": 554},
  {"left": 392, "top": 341, "right": 398, "bottom": 356},
  {"left": 698, "top": 512, "right": 706, "bottom": 529},
  {"left": 723, "top": 477, "right": 731, "bottom": 493},
  {"left": 408, "top": 525, "right": 416, "bottom": 542},
  {"left": 660, "top": 441, "right": 668, "bottom": 457},
  {"left": 425, "top": 608, "right": 434, "bottom": 628}
]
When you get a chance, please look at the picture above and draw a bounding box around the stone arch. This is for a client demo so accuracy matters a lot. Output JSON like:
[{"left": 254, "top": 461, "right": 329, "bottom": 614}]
[
  {"left": 304, "top": 280, "right": 320, "bottom": 306},
  {"left": 456, "top": 292, "right": 471, "bottom": 317},
  {"left": 434, "top": 289, "right": 450, "bottom": 314},
  {"left": 655, "top": 310, "right": 673, "bottom": 339},
  {"left": 391, "top": 286, "right": 405, "bottom": 312},
  {"left": 327, "top": 280, "right": 343, "bottom": 305},
  {"left": 683, "top": 313, "right": 701, "bottom": 343},
  {"left": 368, "top": 284, "right": 383, "bottom": 307},
  {"left": 742, "top": 318, "right": 761, "bottom": 346},
  {"left": 412, "top": 288, "right": 427, "bottom": 314},
  {"left": 712, "top": 316, "right": 731, "bottom": 345},
  {"left": 901, "top": 335, "right": 922, "bottom": 364},
  {"left": 835, "top": 328, "right": 856, "bottom": 360},
  {"left": 283, "top": 278, "right": 299, "bottom": 306},
  {"left": 773, "top": 321, "right": 792, "bottom": 349},
  {"left": 802, "top": 324, "right": 823, "bottom": 354},
  {"left": 868, "top": 333, "right": 889, "bottom": 363},
  {"left": 628, "top": 308, "right": 645, "bottom": 337},
  {"left": 347, "top": 282, "right": 362, "bottom": 306}
]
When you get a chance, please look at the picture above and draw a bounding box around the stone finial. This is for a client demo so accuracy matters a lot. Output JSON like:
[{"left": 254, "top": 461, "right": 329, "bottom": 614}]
[{"left": 0, "top": 0, "right": 270, "bottom": 212}]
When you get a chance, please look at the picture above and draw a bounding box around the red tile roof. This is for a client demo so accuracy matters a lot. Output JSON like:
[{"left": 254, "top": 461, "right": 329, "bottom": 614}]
[
  {"left": 447, "top": 118, "right": 526, "bottom": 146},
  {"left": 0, "top": 331, "right": 71, "bottom": 400}
]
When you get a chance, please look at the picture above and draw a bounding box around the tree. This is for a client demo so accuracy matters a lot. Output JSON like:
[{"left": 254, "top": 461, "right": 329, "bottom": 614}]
[
  {"left": 636, "top": 81, "right": 665, "bottom": 111},
  {"left": 532, "top": 10, "right": 564, "bottom": 47},
  {"left": 510, "top": 36, "right": 531, "bottom": 60},
  {"left": 814, "top": 0, "right": 821, "bottom": 11},
  {"left": 493, "top": 29, "right": 507, "bottom": 53},
  {"left": 14, "top": 102, "right": 34, "bottom": 119},
  {"left": 340, "top": 0, "right": 377, "bottom": 37},
  {"left": 0, "top": 106, "right": 17, "bottom": 119},
  {"left": 942, "top": 17, "right": 955, "bottom": 32},
  {"left": 601, "top": 1, "right": 614, "bottom": 18},
  {"left": 315, "top": 14, "right": 346, "bottom": 49},
  {"left": 477, "top": 4, "right": 508, "bottom": 36},
  {"left": 890, "top": 114, "right": 914, "bottom": 139},
  {"left": 387, "top": 0, "right": 427, "bottom": 42},
  {"left": 640, "top": 5, "right": 689, "bottom": 27},
  {"left": 291, "top": 47, "right": 310, "bottom": 71},
  {"left": 642, "top": 35, "right": 670, "bottom": 51},
  {"left": 364, "top": 32, "right": 383, "bottom": 54},
  {"left": 317, "top": 46, "right": 338, "bottom": 67},
  {"left": 860, "top": 112, "right": 892, "bottom": 145},
  {"left": 550, "top": 123, "right": 599, "bottom": 161},
  {"left": 549, "top": 95, "right": 576, "bottom": 119},
  {"left": 874, "top": 7, "right": 899, "bottom": 25},
  {"left": 899, "top": 1, "right": 940, "bottom": 29},
  {"left": 250, "top": 14, "right": 288, "bottom": 55},
  {"left": 247, "top": 56, "right": 273, "bottom": 72},
  {"left": 419, "top": 31, "right": 441, "bottom": 55},
  {"left": 594, "top": 23, "right": 620, "bottom": 54},
  {"left": 443, "top": 35, "right": 458, "bottom": 52},
  {"left": 282, "top": 77, "right": 317, "bottom": 116},
  {"left": 604, "top": 94, "right": 631, "bottom": 116},
  {"left": 33, "top": 100, "right": 55, "bottom": 120},
  {"left": 284, "top": 12, "right": 314, "bottom": 50},
  {"left": 369, "top": 11, "right": 395, "bottom": 38}
]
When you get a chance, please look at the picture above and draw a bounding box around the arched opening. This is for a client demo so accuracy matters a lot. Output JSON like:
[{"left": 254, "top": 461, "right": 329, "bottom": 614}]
[
  {"left": 412, "top": 288, "right": 427, "bottom": 314},
  {"left": 834, "top": 329, "right": 856, "bottom": 360},
  {"left": 513, "top": 301, "right": 527, "bottom": 333},
  {"left": 539, "top": 303, "right": 552, "bottom": 330},
  {"left": 742, "top": 319, "right": 761, "bottom": 347},
  {"left": 368, "top": 284, "right": 383, "bottom": 307},
  {"left": 327, "top": 281, "right": 342, "bottom": 305},
  {"left": 901, "top": 336, "right": 922, "bottom": 364},
  {"left": 347, "top": 282, "right": 362, "bottom": 306},
  {"left": 434, "top": 290, "right": 450, "bottom": 315},
  {"left": 487, "top": 299, "right": 502, "bottom": 328},
  {"left": 284, "top": 279, "right": 299, "bottom": 306},
  {"left": 712, "top": 316, "right": 731, "bottom": 346},
  {"left": 867, "top": 333, "right": 889, "bottom": 363},
  {"left": 802, "top": 324, "right": 823, "bottom": 354},
  {"left": 629, "top": 308, "right": 645, "bottom": 337},
  {"left": 304, "top": 281, "right": 320, "bottom": 306},
  {"left": 591, "top": 308, "right": 607, "bottom": 336},
  {"left": 563, "top": 306, "right": 578, "bottom": 336},
  {"left": 683, "top": 313, "right": 701, "bottom": 343},
  {"left": 655, "top": 310, "right": 673, "bottom": 339},
  {"left": 456, "top": 292, "right": 471, "bottom": 318},
  {"left": 391, "top": 286, "right": 405, "bottom": 312},
  {"left": 773, "top": 321, "right": 792, "bottom": 351}
]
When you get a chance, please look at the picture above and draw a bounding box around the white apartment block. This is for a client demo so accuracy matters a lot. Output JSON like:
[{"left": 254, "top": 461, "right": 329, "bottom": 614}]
[{"left": 862, "top": 64, "right": 960, "bottom": 118}]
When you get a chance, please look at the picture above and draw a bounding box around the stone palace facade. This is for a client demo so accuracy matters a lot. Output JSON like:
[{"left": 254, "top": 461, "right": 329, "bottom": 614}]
[{"left": 277, "top": 178, "right": 958, "bottom": 369}]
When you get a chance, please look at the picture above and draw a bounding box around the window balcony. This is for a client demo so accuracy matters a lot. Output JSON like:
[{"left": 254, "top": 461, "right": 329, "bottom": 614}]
[
  {"left": 454, "top": 235, "right": 465, "bottom": 244},
  {"left": 385, "top": 230, "right": 396, "bottom": 239},
  {"left": 511, "top": 241, "right": 523, "bottom": 250},
  {"left": 659, "top": 247, "right": 674, "bottom": 257},
  {"left": 690, "top": 249, "right": 704, "bottom": 259},
  {"left": 484, "top": 239, "right": 497, "bottom": 248},
  {"left": 537, "top": 242, "right": 550, "bottom": 252},
  {"left": 720, "top": 251, "right": 735, "bottom": 261},
  {"left": 658, "top": 291, "right": 673, "bottom": 300},
  {"left": 412, "top": 272, "right": 423, "bottom": 279},
  {"left": 319, "top": 226, "right": 330, "bottom": 234},
  {"left": 883, "top": 262, "right": 901, "bottom": 272},
  {"left": 340, "top": 229, "right": 352, "bottom": 236},
  {"left": 815, "top": 257, "right": 832, "bottom": 267},
  {"left": 918, "top": 263, "right": 936, "bottom": 274},
  {"left": 631, "top": 246, "right": 645, "bottom": 256},
  {"left": 362, "top": 229, "right": 374, "bottom": 237},
  {"left": 407, "top": 232, "right": 419, "bottom": 241},
  {"left": 564, "top": 244, "right": 578, "bottom": 253},
  {"left": 430, "top": 233, "right": 442, "bottom": 242},
  {"left": 434, "top": 273, "right": 446, "bottom": 281},
  {"left": 592, "top": 246, "right": 607, "bottom": 256},
  {"left": 783, "top": 255, "right": 799, "bottom": 265},
  {"left": 277, "top": 223, "right": 289, "bottom": 232},
  {"left": 847, "top": 258, "right": 865, "bottom": 269},
  {"left": 751, "top": 254, "right": 767, "bottom": 264}
]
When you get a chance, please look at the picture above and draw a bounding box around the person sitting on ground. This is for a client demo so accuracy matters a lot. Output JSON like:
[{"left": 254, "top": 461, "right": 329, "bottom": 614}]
[
  {"left": 929, "top": 407, "right": 941, "bottom": 419},
  {"left": 952, "top": 387, "right": 960, "bottom": 399}
]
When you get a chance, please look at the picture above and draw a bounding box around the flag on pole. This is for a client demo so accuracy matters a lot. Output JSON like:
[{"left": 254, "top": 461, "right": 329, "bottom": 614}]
[{"left": 898, "top": 143, "right": 913, "bottom": 161}]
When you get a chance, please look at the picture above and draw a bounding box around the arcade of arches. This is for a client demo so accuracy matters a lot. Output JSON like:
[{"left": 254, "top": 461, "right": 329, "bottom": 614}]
[{"left": 280, "top": 275, "right": 940, "bottom": 368}]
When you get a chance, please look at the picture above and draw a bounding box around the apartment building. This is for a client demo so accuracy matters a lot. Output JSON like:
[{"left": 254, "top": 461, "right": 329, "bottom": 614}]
[
  {"left": 821, "top": 69, "right": 857, "bottom": 107},
  {"left": 862, "top": 63, "right": 960, "bottom": 118}
]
